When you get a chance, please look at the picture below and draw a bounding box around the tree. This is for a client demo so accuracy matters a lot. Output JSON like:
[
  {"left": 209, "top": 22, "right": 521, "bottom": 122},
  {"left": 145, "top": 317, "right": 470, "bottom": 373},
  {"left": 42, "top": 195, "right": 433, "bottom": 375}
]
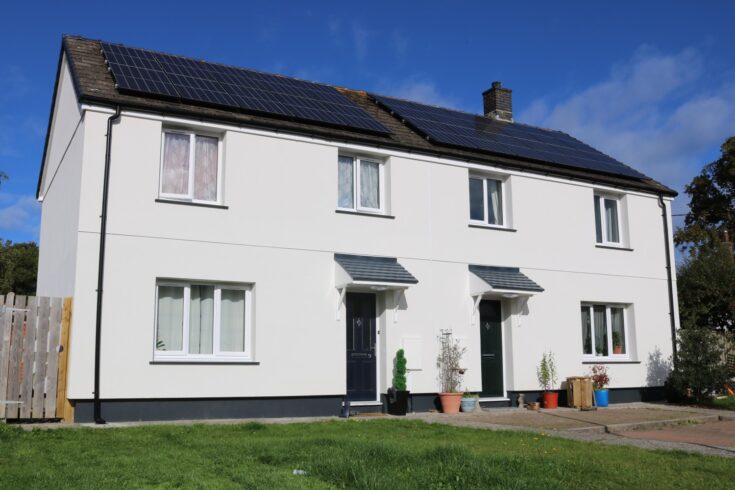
[
  {"left": 677, "top": 240, "right": 735, "bottom": 331},
  {"left": 0, "top": 240, "right": 38, "bottom": 295},
  {"left": 666, "top": 328, "right": 729, "bottom": 402},
  {"left": 674, "top": 136, "right": 735, "bottom": 254}
]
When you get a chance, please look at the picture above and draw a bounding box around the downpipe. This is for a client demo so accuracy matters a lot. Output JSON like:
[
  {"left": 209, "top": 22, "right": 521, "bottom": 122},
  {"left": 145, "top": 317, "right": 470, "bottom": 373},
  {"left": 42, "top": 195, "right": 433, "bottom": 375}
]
[
  {"left": 658, "top": 195, "right": 678, "bottom": 367},
  {"left": 93, "top": 106, "right": 121, "bottom": 424}
]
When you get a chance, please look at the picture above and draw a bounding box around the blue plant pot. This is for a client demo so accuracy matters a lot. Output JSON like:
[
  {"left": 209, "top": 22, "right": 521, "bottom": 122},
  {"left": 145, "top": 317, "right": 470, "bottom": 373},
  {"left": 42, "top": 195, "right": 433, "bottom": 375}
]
[
  {"left": 460, "top": 398, "right": 477, "bottom": 413},
  {"left": 594, "top": 389, "right": 609, "bottom": 407}
]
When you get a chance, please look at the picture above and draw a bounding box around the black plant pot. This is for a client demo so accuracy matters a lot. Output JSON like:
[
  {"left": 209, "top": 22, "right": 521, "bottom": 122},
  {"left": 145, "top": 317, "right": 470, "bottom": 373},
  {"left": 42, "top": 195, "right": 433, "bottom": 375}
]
[{"left": 387, "top": 390, "right": 410, "bottom": 416}]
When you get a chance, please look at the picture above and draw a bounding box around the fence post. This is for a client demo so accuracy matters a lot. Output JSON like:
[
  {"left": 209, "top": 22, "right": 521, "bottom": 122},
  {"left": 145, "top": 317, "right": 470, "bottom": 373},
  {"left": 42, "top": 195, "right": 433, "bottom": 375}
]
[
  {"left": 56, "top": 298, "right": 74, "bottom": 423},
  {"left": 0, "top": 293, "right": 14, "bottom": 418}
]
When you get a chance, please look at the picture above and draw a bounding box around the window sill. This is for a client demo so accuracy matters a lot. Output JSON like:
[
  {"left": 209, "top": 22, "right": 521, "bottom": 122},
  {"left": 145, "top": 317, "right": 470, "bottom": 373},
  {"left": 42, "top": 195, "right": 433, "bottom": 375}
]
[
  {"left": 581, "top": 359, "right": 640, "bottom": 364},
  {"left": 335, "top": 209, "right": 395, "bottom": 219},
  {"left": 155, "top": 198, "right": 228, "bottom": 210},
  {"left": 150, "top": 360, "right": 259, "bottom": 365},
  {"left": 595, "top": 244, "right": 633, "bottom": 252},
  {"left": 468, "top": 224, "right": 517, "bottom": 232}
]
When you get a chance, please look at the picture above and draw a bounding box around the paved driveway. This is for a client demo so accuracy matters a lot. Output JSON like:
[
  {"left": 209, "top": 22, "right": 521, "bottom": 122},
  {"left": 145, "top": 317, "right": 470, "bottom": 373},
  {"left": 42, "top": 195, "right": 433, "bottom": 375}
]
[{"left": 619, "top": 419, "right": 735, "bottom": 450}]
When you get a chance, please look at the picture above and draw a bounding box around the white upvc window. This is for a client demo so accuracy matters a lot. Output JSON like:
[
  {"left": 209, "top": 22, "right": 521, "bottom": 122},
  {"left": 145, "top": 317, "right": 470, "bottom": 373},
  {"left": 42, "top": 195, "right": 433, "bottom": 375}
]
[
  {"left": 469, "top": 175, "right": 505, "bottom": 227},
  {"left": 580, "top": 303, "right": 629, "bottom": 359},
  {"left": 159, "top": 130, "right": 223, "bottom": 204},
  {"left": 594, "top": 194, "right": 622, "bottom": 245},
  {"left": 337, "top": 155, "right": 385, "bottom": 213},
  {"left": 154, "top": 281, "right": 252, "bottom": 362}
]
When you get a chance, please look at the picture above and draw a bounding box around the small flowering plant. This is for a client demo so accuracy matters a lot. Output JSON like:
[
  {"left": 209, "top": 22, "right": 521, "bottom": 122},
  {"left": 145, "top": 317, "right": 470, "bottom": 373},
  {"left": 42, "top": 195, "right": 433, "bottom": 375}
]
[{"left": 590, "top": 364, "right": 610, "bottom": 391}]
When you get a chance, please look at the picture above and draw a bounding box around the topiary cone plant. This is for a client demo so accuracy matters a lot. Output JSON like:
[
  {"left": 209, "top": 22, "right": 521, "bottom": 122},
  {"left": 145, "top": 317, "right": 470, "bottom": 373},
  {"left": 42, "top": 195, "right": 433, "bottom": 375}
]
[{"left": 387, "top": 349, "right": 410, "bottom": 415}]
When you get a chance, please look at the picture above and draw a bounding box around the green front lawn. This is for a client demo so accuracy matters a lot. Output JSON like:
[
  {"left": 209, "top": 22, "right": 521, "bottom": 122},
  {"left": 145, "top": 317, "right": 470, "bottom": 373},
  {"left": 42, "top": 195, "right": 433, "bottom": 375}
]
[
  {"left": 0, "top": 419, "right": 730, "bottom": 488},
  {"left": 708, "top": 395, "right": 735, "bottom": 410}
]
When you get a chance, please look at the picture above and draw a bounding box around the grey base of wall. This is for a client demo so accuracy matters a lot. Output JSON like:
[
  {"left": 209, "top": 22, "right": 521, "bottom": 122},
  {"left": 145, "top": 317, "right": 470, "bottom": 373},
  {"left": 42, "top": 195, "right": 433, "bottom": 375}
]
[{"left": 74, "top": 387, "right": 666, "bottom": 422}]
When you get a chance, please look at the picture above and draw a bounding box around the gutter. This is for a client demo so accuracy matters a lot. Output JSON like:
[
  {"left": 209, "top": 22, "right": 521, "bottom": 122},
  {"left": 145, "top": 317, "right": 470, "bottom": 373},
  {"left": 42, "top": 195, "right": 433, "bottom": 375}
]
[
  {"left": 93, "top": 105, "right": 121, "bottom": 424},
  {"left": 658, "top": 195, "right": 678, "bottom": 366}
]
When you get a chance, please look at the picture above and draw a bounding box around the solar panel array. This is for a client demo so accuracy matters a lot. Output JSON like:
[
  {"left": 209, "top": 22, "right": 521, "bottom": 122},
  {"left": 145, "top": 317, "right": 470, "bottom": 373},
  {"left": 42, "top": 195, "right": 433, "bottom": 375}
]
[
  {"left": 370, "top": 94, "right": 649, "bottom": 179},
  {"left": 100, "top": 42, "right": 391, "bottom": 135}
]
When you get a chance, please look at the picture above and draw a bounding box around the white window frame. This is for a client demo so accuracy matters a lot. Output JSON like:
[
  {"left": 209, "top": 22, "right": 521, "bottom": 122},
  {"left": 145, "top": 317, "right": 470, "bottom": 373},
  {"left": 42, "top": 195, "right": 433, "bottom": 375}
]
[
  {"left": 468, "top": 174, "right": 507, "bottom": 228},
  {"left": 159, "top": 130, "right": 224, "bottom": 205},
  {"left": 153, "top": 280, "right": 253, "bottom": 362},
  {"left": 336, "top": 154, "right": 385, "bottom": 214},
  {"left": 581, "top": 303, "right": 630, "bottom": 360},
  {"left": 594, "top": 194, "right": 623, "bottom": 246}
]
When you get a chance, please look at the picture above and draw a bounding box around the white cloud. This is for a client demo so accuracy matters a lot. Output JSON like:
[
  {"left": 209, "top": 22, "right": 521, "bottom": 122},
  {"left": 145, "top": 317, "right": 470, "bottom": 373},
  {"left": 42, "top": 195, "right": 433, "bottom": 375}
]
[
  {"left": 518, "top": 46, "right": 735, "bottom": 205},
  {"left": 380, "top": 79, "right": 460, "bottom": 109},
  {"left": 351, "top": 24, "right": 370, "bottom": 60},
  {"left": 0, "top": 194, "right": 40, "bottom": 240}
]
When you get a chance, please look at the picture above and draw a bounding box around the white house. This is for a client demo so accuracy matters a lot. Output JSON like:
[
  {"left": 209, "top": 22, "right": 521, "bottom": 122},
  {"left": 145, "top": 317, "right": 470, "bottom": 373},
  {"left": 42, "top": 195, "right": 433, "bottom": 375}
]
[{"left": 36, "top": 36, "right": 679, "bottom": 422}]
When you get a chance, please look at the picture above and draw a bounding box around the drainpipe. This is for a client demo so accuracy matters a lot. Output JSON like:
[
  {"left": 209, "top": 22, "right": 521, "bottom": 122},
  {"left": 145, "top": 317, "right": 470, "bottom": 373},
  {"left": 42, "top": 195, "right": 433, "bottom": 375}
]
[
  {"left": 93, "top": 106, "right": 121, "bottom": 424},
  {"left": 658, "top": 195, "right": 678, "bottom": 366}
]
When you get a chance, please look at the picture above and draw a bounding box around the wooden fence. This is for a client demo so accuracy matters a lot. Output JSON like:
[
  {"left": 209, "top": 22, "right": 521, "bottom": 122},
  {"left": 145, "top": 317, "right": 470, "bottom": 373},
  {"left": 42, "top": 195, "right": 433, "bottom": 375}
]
[{"left": 0, "top": 293, "right": 73, "bottom": 421}]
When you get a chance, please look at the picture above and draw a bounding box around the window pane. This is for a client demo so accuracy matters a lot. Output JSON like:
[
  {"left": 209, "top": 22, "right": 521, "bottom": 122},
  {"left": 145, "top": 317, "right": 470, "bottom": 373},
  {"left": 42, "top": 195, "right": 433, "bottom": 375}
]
[
  {"left": 604, "top": 199, "right": 620, "bottom": 243},
  {"left": 220, "top": 289, "right": 246, "bottom": 352},
  {"left": 469, "top": 178, "right": 484, "bottom": 221},
  {"left": 487, "top": 179, "right": 503, "bottom": 225},
  {"left": 193, "top": 136, "right": 218, "bottom": 202},
  {"left": 593, "top": 305, "right": 608, "bottom": 356},
  {"left": 338, "top": 156, "right": 354, "bottom": 208},
  {"left": 611, "top": 307, "right": 626, "bottom": 355},
  {"left": 359, "top": 160, "right": 380, "bottom": 209},
  {"left": 581, "top": 306, "right": 592, "bottom": 355},
  {"left": 189, "top": 285, "right": 214, "bottom": 354},
  {"left": 162, "top": 133, "right": 190, "bottom": 195},
  {"left": 594, "top": 196, "right": 603, "bottom": 243},
  {"left": 156, "top": 286, "right": 184, "bottom": 351}
]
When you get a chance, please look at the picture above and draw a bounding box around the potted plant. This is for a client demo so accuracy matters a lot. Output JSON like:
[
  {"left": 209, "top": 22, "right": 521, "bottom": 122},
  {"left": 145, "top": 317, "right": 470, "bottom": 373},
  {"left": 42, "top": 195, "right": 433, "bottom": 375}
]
[
  {"left": 437, "top": 330, "right": 467, "bottom": 414},
  {"left": 536, "top": 351, "right": 559, "bottom": 409},
  {"left": 387, "top": 349, "right": 410, "bottom": 416},
  {"left": 461, "top": 392, "right": 478, "bottom": 413},
  {"left": 612, "top": 332, "right": 623, "bottom": 354},
  {"left": 590, "top": 364, "right": 610, "bottom": 407}
]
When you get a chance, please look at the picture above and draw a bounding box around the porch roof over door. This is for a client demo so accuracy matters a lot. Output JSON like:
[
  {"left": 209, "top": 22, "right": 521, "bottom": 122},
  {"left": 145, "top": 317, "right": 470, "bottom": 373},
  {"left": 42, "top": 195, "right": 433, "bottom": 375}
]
[
  {"left": 469, "top": 264, "right": 544, "bottom": 297},
  {"left": 335, "top": 253, "right": 418, "bottom": 288}
]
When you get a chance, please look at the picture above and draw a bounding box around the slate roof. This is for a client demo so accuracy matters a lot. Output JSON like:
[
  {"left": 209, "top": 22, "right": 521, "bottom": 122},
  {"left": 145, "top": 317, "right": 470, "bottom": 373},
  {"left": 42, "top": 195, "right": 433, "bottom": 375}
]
[
  {"left": 469, "top": 265, "right": 544, "bottom": 293},
  {"left": 335, "top": 254, "right": 418, "bottom": 284},
  {"left": 41, "top": 35, "right": 678, "bottom": 199}
]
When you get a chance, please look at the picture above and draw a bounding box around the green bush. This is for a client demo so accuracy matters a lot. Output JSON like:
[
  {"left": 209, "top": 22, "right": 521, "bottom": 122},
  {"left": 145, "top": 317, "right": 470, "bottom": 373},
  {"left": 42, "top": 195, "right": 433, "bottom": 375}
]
[
  {"left": 393, "top": 349, "right": 407, "bottom": 391},
  {"left": 667, "top": 328, "right": 729, "bottom": 402}
]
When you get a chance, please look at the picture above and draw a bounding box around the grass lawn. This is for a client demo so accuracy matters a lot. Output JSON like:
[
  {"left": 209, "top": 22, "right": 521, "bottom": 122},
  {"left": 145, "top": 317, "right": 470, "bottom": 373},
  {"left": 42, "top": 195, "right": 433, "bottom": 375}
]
[
  {"left": 708, "top": 395, "right": 735, "bottom": 410},
  {"left": 0, "top": 419, "right": 731, "bottom": 489}
]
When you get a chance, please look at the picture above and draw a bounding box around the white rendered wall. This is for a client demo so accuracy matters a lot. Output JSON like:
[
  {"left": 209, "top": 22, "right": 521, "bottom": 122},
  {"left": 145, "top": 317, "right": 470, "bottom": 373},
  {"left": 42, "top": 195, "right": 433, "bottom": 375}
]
[{"left": 61, "top": 109, "right": 678, "bottom": 400}]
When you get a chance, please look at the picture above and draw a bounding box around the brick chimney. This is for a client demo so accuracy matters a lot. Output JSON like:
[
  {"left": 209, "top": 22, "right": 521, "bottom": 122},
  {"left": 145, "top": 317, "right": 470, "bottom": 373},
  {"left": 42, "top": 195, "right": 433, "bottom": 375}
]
[{"left": 483, "top": 81, "right": 512, "bottom": 122}]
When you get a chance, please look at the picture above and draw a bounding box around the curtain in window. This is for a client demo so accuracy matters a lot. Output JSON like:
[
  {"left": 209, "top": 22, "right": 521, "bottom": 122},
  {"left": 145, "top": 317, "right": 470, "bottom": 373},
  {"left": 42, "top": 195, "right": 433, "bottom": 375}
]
[
  {"left": 220, "top": 289, "right": 246, "bottom": 352},
  {"left": 338, "top": 156, "right": 354, "bottom": 208},
  {"left": 193, "top": 136, "right": 218, "bottom": 201},
  {"left": 189, "top": 285, "right": 214, "bottom": 354},
  {"left": 156, "top": 286, "right": 184, "bottom": 351},
  {"left": 593, "top": 305, "right": 608, "bottom": 356},
  {"left": 594, "top": 196, "right": 603, "bottom": 242},
  {"left": 162, "top": 133, "right": 190, "bottom": 195},
  {"left": 604, "top": 199, "right": 620, "bottom": 242},
  {"left": 469, "top": 178, "right": 484, "bottom": 221},
  {"left": 611, "top": 307, "right": 626, "bottom": 354},
  {"left": 360, "top": 160, "right": 380, "bottom": 208},
  {"left": 487, "top": 179, "right": 503, "bottom": 225},
  {"left": 581, "top": 306, "right": 592, "bottom": 355}
]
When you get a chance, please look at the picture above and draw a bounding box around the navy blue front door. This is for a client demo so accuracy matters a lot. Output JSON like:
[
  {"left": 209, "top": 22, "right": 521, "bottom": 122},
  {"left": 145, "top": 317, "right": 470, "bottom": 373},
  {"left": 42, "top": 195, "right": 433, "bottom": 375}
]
[{"left": 346, "top": 292, "right": 377, "bottom": 401}]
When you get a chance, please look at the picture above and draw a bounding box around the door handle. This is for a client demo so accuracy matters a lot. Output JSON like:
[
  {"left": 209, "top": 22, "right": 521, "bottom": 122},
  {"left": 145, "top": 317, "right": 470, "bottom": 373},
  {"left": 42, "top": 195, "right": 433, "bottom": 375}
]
[
  {"left": 482, "top": 354, "right": 495, "bottom": 358},
  {"left": 352, "top": 353, "right": 372, "bottom": 359}
]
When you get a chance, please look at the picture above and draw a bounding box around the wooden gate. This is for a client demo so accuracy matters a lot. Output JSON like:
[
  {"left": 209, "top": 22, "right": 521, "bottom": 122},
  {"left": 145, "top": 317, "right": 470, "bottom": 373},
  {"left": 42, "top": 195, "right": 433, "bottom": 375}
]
[{"left": 0, "top": 293, "right": 73, "bottom": 421}]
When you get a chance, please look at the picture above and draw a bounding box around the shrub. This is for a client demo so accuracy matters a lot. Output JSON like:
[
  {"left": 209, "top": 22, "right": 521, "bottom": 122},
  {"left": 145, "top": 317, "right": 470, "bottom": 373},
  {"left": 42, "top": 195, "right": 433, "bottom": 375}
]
[
  {"left": 536, "top": 351, "right": 558, "bottom": 391},
  {"left": 437, "top": 330, "right": 466, "bottom": 393},
  {"left": 667, "top": 327, "right": 729, "bottom": 402},
  {"left": 393, "top": 349, "right": 407, "bottom": 391}
]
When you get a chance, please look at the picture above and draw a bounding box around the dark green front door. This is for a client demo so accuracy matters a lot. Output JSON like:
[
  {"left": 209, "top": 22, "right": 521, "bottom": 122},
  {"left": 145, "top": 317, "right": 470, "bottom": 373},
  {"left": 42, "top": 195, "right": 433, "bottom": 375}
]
[{"left": 479, "top": 300, "right": 503, "bottom": 397}]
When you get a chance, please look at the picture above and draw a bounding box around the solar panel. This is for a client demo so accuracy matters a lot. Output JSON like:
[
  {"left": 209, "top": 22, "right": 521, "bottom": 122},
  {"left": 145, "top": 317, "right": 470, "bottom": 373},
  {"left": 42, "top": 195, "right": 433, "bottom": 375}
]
[
  {"left": 370, "top": 94, "right": 649, "bottom": 179},
  {"left": 100, "top": 42, "right": 391, "bottom": 135}
]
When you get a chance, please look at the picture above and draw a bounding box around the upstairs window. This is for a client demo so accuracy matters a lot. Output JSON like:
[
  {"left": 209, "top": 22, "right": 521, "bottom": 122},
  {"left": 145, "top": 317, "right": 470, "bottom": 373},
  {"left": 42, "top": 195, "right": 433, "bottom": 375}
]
[
  {"left": 155, "top": 281, "right": 252, "bottom": 361},
  {"left": 580, "top": 304, "right": 628, "bottom": 358},
  {"left": 594, "top": 194, "right": 621, "bottom": 244},
  {"left": 337, "top": 155, "right": 384, "bottom": 213},
  {"left": 469, "top": 176, "right": 504, "bottom": 226},
  {"left": 160, "top": 131, "right": 221, "bottom": 203}
]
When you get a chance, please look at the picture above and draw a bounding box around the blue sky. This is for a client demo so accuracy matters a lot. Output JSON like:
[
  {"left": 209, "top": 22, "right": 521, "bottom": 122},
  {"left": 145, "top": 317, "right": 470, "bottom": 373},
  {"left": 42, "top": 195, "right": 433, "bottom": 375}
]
[{"left": 1, "top": 1, "right": 734, "bottom": 245}]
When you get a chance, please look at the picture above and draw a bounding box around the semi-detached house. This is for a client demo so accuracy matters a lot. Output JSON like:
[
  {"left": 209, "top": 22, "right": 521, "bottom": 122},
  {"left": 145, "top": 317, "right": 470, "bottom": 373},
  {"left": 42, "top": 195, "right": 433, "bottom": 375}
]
[{"left": 36, "top": 36, "right": 679, "bottom": 422}]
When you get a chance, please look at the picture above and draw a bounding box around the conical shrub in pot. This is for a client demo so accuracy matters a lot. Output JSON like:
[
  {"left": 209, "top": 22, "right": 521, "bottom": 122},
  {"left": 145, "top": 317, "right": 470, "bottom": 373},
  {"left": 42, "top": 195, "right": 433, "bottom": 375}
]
[{"left": 388, "top": 349, "right": 410, "bottom": 415}]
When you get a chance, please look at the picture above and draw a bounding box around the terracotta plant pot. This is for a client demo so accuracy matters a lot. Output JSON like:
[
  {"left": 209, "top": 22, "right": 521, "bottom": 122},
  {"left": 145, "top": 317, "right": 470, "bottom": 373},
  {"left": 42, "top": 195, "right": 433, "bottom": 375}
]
[
  {"left": 613, "top": 346, "right": 623, "bottom": 354},
  {"left": 543, "top": 391, "right": 559, "bottom": 409},
  {"left": 439, "top": 392, "right": 463, "bottom": 414}
]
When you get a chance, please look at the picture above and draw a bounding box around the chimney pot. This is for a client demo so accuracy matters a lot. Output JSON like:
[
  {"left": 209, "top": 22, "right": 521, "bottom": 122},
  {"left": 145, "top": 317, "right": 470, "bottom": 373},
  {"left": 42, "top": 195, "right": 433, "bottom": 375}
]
[{"left": 483, "top": 81, "right": 513, "bottom": 122}]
